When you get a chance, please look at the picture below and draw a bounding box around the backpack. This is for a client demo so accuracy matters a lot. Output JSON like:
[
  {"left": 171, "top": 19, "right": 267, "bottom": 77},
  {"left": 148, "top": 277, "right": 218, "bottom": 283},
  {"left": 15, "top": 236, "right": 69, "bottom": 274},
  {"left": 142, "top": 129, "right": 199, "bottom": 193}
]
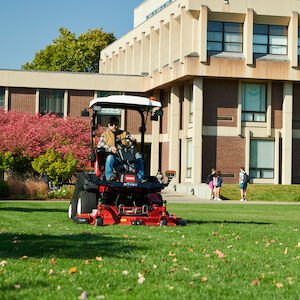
[
  {"left": 205, "top": 174, "right": 212, "bottom": 184},
  {"left": 244, "top": 173, "right": 250, "bottom": 183}
]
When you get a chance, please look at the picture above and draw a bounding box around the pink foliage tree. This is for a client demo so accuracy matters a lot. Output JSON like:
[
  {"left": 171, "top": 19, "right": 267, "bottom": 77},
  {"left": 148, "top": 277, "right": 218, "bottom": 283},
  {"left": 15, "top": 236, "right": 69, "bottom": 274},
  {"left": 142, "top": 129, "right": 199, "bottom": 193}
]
[{"left": 0, "top": 110, "right": 102, "bottom": 168}]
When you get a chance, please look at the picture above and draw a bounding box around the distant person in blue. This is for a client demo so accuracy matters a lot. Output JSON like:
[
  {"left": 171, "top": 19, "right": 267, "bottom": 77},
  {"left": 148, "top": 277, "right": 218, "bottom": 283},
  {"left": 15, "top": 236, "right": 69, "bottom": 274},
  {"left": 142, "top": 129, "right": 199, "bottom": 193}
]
[{"left": 239, "top": 167, "right": 248, "bottom": 201}]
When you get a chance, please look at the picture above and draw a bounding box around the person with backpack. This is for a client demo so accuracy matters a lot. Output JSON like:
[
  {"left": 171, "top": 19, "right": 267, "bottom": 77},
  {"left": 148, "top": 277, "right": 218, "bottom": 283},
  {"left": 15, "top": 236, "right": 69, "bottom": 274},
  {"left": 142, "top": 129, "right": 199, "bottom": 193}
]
[
  {"left": 214, "top": 170, "right": 223, "bottom": 201},
  {"left": 239, "top": 167, "right": 249, "bottom": 201},
  {"left": 206, "top": 168, "right": 216, "bottom": 200}
]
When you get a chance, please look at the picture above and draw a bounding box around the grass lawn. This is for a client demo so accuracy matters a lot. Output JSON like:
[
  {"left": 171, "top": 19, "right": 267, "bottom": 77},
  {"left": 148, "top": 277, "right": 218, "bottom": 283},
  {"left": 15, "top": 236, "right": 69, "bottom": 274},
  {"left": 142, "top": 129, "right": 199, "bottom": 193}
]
[
  {"left": 0, "top": 201, "right": 300, "bottom": 299},
  {"left": 222, "top": 184, "right": 300, "bottom": 201}
]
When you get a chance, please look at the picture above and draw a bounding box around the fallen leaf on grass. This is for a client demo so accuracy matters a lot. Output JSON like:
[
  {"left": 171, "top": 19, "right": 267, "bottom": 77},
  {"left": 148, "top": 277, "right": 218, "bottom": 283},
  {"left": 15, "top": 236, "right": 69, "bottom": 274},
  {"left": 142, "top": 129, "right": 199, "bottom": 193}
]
[
  {"left": 137, "top": 273, "right": 145, "bottom": 284},
  {"left": 275, "top": 282, "right": 283, "bottom": 288},
  {"left": 14, "top": 284, "right": 21, "bottom": 289},
  {"left": 79, "top": 291, "right": 88, "bottom": 299},
  {"left": 153, "top": 264, "right": 157, "bottom": 269},
  {"left": 201, "top": 277, "right": 208, "bottom": 282},
  {"left": 50, "top": 258, "right": 57, "bottom": 264},
  {"left": 235, "top": 235, "right": 241, "bottom": 240},
  {"left": 168, "top": 251, "right": 176, "bottom": 256},
  {"left": 122, "top": 270, "right": 129, "bottom": 276},
  {"left": 192, "top": 273, "right": 201, "bottom": 278},
  {"left": 20, "top": 256, "right": 28, "bottom": 260},
  {"left": 214, "top": 250, "right": 225, "bottom": 258},
  {"left": 284, "top": 247, "right": 288, "bottom": 254},
  {"left": 172, "top": 258, "right": 178, "bottom": 262},
  {"left": 68, "top": 267, "right": 77, "bottom": 274},
  {"left": 95, "top": 257, "right": 103, "bottom": 261},
  {"left": 49, "top": 269, "right": 55, "bottom": 275},
  {"left": 0, "top": 260, "right": 7, "bottom": 267},
  {"left": 251, "top": 279, "right": 260, "bottom": 286}
]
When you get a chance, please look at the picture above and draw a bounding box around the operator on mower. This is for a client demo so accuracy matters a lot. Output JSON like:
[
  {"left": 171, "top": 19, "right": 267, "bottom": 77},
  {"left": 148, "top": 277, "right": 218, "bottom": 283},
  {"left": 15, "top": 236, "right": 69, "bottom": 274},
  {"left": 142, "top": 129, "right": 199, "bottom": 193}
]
[{"left": 97, "top": 116, "right": 144, "bottom": 181}]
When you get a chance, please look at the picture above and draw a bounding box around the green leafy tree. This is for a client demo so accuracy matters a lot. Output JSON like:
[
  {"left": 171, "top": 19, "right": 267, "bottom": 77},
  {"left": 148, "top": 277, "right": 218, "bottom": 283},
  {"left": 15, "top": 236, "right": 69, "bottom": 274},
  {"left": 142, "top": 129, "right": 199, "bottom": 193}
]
[
  {"left": 32, "top": 149, "right": 77, "bottom": 184},
  {"left": 22, "top": 27, "right": 115, "bottom": 72}
]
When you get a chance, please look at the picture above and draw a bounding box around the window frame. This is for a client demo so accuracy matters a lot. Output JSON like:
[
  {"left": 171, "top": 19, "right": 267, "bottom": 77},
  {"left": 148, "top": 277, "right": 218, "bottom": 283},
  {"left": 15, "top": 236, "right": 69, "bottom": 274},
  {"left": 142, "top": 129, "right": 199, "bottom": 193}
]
[
  {"left": 241, "top": 83, "right": 267, "bottom": 122},
  {"left": 253, "top": 24, "right": 288, "bottom": 56},
  {"left": 186, "top": 138, "right": 193, "bottom": 178},
  {"left": 249, "top": 139, "right": 275, "bottom": 179},
  {"left": 207, "top": 21, "right": 243, "bottom": 54},
  {"left": 0, "top": 87, "right": 5, "bottom": 109},
  {"left": 39, "top": 89, "right": 64, "bottom": 117}
]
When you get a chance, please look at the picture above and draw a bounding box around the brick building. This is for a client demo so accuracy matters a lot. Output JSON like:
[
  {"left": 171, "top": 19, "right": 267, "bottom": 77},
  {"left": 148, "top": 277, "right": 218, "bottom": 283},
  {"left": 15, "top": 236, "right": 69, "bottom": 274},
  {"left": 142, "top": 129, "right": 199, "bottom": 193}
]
[{"left": 1, "top": 0, "right": 300, "bottom": 196}]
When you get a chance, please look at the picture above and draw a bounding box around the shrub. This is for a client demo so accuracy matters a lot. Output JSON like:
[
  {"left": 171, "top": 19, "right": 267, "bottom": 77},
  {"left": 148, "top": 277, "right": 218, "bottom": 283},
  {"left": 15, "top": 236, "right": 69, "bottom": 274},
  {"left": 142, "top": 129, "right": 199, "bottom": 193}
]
[
  {"left": 25, "top": 180, "right": 48, "bottom": 200},
  {"left": 0, "top": 180, "right": 9, "bottom": 198},
  {"left": 48, "top": 186, "right": 74, "bottom": 199},
  {"left": 32, "top": 149, "right": 77, "bottom": 184}
]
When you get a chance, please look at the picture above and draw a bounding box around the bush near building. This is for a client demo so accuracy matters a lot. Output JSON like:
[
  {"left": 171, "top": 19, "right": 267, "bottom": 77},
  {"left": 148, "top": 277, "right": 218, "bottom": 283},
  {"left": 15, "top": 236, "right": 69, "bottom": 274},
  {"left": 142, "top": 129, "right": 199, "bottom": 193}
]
[{"left": 0, "top": 110, "right": 100, "bottom": 199}]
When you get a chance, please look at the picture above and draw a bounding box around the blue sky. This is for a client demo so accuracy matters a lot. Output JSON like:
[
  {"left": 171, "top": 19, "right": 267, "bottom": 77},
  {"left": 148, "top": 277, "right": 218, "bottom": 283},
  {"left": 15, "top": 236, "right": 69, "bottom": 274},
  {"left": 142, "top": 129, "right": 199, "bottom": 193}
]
[{"left": 0, "top": 0, "right": 144, "bottom": 70}]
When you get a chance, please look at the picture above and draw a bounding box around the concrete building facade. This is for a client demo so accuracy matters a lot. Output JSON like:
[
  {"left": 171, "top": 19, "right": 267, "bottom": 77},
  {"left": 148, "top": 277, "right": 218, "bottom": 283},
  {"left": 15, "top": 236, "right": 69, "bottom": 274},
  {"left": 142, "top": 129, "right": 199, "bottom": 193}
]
[{"left": 2, "top": 0, "right": 300, "bottom": 195}]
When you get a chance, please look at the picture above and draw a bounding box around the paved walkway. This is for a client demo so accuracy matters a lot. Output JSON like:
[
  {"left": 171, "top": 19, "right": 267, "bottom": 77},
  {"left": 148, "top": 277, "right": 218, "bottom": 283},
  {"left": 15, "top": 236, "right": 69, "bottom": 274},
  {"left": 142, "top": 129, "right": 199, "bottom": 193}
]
[{"left": 161, "top": 190, "right": 300, "bottom": 205}]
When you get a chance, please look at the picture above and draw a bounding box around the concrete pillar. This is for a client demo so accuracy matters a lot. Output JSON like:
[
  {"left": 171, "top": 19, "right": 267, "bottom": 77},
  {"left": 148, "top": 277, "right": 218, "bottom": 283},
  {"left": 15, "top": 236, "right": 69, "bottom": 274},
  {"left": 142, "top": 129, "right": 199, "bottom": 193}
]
[
  {"left": 199, "top": 5, "right": 208, "bottom": 63},
  {"left": 266, "top": 81, "right": 272, "bottom": 137},
  {"left": 288, "top": 12, "right": 298, "bottom": 68},
  {"left": 191, "top": 78, "right": 203, "bottom": 184},
  {"left": 180, "top": 8, "right": 192, "bottom": 63},
  {"left": 140, "top": 32, "right": 150, "bottom": 74},
  {"left": 35, "top": 89, "right": 39, "bottom": 114},
  {"left": 63, "top": 90, "right": 68, "bottom": 118},
  {"left": 169, "top": 86, "right": 180, "bottom": 183},
  {"left": 150, "top": 90, "right": 161, "bottom": 176},
  {"left": 282, "top": 82, "right": 293, "bottom": 184},
  {"left": 244, "top": 8, "right": 254, "bottom": 65},
  {"left": 4, "top": 88, "right": 9, "bottom": 112}
]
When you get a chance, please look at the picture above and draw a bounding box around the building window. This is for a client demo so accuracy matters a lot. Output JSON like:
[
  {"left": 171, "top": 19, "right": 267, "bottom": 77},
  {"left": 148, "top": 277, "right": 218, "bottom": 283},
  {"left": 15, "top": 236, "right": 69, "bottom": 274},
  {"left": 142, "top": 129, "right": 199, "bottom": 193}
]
[
  {"left": 39, "top": 89, "right": 64, "bottom": 116},
  {"left": 253, "top": 24, "right": 288, "bottom": 55},
  {"left": 250, "top": 140, "right": 274, "bottom": 179},
  {"left": 0, "top": 87, "right": 4, "bottom": 109},
  {"left": 207, "top": 21, "right": 243, "bottom": 53},
  {"left": 298, "top": 27, "right": 300, "bottom": 59},
  {"left": 242, "top": 83, "right": 266, "bottom": 122},
  {"left": 186, "top": 139, "right": 192, "bottom": 178},
  {"left": 188, "top": 85, "right": 193, "bottom": 123}
]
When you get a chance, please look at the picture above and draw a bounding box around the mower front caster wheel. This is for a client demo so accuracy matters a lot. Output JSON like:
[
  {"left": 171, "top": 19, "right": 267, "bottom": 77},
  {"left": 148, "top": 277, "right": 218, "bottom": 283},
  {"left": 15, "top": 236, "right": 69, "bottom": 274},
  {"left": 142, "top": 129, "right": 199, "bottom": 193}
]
[
  {"left": 95, "top": 217, "right": 103, "bottom": 226},
  {"left": 160, "top": 218, "right": 168, "bottom": 226}
]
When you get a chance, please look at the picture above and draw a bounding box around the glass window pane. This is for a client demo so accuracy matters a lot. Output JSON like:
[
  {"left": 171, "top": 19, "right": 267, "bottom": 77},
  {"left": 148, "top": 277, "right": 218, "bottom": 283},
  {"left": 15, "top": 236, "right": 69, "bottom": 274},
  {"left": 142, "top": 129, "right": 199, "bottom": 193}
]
[
  {"left": 186, "top": 139, "right": 193, "bottom": 178},
  {"left": 250, "top": 140, "right": 274, "bottom": 169},
  {"left": 298, "top": 46, "right": 300, "bottom": 55},
  {"left": 242, "top": 112, "right": 253, "bottom": 122},
  {"left": 39, "top": 90, "right": 64, "bottom": 115},
  {"left": 242, "top": 83, "right": 266, "bottom": 112},
  {"left": 208, "top": 21, "right": 223, "bottom": 31},
  {"left": 254, "top": 24, "right": 268, "bottom": 34},
  {"left": 270, "top": 45, "right": 287, "bottom": 55},
  {"left": 253, "top": 113, "right": 266, "bottom": 122},
  {"left": 253, "top": 34, "right": 268, "bottom": 44},
  {"left": 0, "top": 88, "right": 4, "bottom": 109},
  {"left": 207, "top": 42, "right": 222, "bottom": 51},
  {"left": 253, "top": 44, "right": 268, "bottom": 54},
  {"left": 269, "top": 25, "right": 287, "bottom": 36},
  {"left": 269, "top": 35, "right": 287, "bottom": 46},
  {"left": 224, "top": 32, "right": 242, "bottom": 43},
  {"left": 224, "top": 43, "right": 242, "bottom": 52},
  {"left": 262, "top": 170, "right": 274, "bottom": 178},
  {"left": 298, "top": 39, "right": 300, "bottom": 47},
  {"left": 207, "top": 31, "right": 223, "bottom": 42},
  {"left": 224, "top": 22, "right": 242, "bottom": 33}
]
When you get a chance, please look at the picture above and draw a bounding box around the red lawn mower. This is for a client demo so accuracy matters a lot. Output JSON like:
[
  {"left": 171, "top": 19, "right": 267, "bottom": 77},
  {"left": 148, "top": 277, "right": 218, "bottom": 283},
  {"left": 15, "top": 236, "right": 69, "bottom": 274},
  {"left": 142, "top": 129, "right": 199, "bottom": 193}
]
[{"left": 68, "top": 95, "right": 186, "bottom": 226}]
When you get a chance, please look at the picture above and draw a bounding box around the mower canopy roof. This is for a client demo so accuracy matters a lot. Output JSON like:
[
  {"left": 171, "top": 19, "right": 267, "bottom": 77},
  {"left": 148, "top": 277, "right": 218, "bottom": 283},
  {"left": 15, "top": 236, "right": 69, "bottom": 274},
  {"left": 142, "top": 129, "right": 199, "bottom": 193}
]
[{"left": 89, "top": 95, "right": 161, "bottom": 111}]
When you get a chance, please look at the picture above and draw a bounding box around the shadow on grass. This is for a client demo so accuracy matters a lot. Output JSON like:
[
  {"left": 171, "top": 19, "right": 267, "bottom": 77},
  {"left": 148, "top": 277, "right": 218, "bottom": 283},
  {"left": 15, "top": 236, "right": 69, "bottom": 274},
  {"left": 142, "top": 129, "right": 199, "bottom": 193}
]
[
  {"left": 187, "top": 219, "right": 273, "bottom": 225},
  {"left": 0, "top": 232, "right": 143, "bottom": 259},
  {"left": 0, "top": 207, "right": 67, "bottom": 213}
]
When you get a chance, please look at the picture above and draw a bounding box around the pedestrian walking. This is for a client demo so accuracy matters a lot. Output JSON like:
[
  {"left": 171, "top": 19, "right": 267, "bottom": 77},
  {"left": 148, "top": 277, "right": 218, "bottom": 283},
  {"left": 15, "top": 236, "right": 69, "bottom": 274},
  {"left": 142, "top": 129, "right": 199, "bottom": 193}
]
[{"left": 239, "top": 167, "right": 249, "bottom": 201}]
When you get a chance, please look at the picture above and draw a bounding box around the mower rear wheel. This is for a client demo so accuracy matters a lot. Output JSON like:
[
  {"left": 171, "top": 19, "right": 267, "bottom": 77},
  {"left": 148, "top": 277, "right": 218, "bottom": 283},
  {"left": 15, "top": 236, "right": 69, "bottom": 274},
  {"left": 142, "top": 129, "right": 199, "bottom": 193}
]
[
  {"left": 77, "top": 191, "right": 97, "bottom": 214},
  {"left": 68, "top": 203, "right": 72, "bottom": 219}
]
